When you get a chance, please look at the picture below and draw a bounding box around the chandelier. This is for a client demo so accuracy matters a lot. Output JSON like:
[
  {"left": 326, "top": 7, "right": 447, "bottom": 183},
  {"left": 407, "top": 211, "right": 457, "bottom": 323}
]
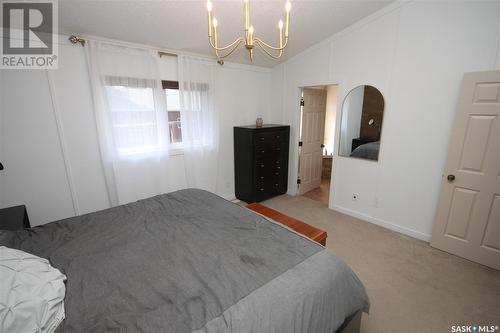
[{"left": 206, "top": 0, "right": 291, "bottom": 61}]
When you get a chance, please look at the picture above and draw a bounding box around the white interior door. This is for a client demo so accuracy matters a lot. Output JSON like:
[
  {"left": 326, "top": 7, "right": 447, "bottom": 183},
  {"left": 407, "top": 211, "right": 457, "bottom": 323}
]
[
  {"left": 431, "top": 70, "right": 500, "bottom": 270},
  {"left": 298, "top": 88, "right": 326, "bottom": 195}
]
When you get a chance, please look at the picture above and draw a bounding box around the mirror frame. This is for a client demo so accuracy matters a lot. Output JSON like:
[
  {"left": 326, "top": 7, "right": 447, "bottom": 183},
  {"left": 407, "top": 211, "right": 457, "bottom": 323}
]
[{"left": 338, "top": 85, "right": 385, "bottom": 161}]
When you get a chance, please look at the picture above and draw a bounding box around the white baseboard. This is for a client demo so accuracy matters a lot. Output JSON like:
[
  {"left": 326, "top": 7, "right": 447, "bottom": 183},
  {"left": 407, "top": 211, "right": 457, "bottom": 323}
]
[
  {"left": 330, "top": 204, "right": 432, "bottom": 242},
  {"left": 224, "top": 194, "right": 236, "bottom": 201}
]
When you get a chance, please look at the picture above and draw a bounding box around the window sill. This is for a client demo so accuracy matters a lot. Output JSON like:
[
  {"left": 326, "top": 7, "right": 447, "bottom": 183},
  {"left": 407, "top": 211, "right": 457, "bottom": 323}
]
[
  {"left": 169, "top": 148, "right": 184, "bottom": 157},
  {"left": 117, "top": 146, "right": 184, "bottom": 160}
]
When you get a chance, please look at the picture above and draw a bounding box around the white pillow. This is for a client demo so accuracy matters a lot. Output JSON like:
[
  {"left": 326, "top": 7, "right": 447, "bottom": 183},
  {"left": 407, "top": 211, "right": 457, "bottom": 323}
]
[{"left": 0, "top": 246, "right": 66, "bottom": 333}]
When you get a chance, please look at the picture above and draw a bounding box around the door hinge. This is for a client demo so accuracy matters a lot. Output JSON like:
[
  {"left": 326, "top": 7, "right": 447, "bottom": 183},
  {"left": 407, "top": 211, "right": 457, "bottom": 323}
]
[
  {"left": 297, "top": 179, "right": 301, "bottom": 185},
  {"left": 300, "top": 98, "right": 304, "bottom": 107},
  {"left": 298, "top": 141, "right": 303, "bottom": 147}
]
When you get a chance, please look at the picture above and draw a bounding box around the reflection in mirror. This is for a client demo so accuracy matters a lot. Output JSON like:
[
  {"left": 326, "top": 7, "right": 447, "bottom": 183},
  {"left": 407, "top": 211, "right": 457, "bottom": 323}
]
[{"left": 339, "top": 85, "right": 384, "bottom": 161}]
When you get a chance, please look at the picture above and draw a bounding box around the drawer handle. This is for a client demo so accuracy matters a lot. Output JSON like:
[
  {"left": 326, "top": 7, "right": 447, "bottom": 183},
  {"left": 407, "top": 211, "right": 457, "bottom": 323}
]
[
  {"left": 260, "top": 188, "right": 264, "bottom": 191},
  {"left": 277, "top": 166, "right": 281, "bottom": 169},
  {"left": 275, "top": 161, "right": 280, "bottom": 164},
  {"left": 260, "top": 137, "right": 265, "bottom": 141},
  {"left": 261, "top": 150, "right": 265, "bottom": 153},
  {"left": 260, "top": 164, "right": 265, "bottom": 168},
  {"left": 274, "top": 183, "right": 279, "bottom": 187},
  {"left": 260, "top": 176, "right": 264, "bottom": 179},
  {"left": 275, "top": 172, "right": 279, "bottom": 175}
]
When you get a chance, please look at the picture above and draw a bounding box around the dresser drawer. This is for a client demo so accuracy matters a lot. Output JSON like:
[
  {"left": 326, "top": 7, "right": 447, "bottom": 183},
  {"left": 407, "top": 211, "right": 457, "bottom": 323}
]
[
  {"left": 255, "top": 152, "right": 282, "bottom": 164},
  {"left": 254, "top": 131, "right": 286, "bottom": 144},
  {"left": 255, "top": 182, "right": 280, "bottom": 193},
  {"left": 254, "top": 167, "right": 286, "bottom": 194},
  {"left": 254, "top": 143, "right": 282, "bottom": 156},
  {"left": 253, "top": 182, "right": 281, "bottom": 200},
  {"left": 255, "top": 169, "right": 282, "bottom": 179},
  {"left": 254, "top": 159, "right": 283, "bottom": 175},
  {"left": 255, "top": 170, "right": 280, "bottom": 183}
]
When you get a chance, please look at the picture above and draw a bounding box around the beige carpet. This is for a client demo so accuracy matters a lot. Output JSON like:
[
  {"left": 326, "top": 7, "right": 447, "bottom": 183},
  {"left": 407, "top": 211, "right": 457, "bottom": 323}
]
[{"left": 261, "top": 194, "right": 500, "bottom": 333}]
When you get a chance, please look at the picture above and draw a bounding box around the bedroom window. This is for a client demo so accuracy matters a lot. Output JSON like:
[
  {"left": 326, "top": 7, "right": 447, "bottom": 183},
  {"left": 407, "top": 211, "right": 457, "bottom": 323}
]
[
  {"left": 162, "top": 80, "right": 183, "bottom": 145},
  {"left": 104, "top": 77, "right": 185, "bottom": 157},
  {"left": 104, "top": 76, "right": 165, "bottom": 156}
]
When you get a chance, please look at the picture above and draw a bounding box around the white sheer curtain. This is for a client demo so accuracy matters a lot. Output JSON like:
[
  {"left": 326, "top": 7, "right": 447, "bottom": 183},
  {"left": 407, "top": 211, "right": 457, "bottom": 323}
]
[
  {"left": 178, "top": 55, "right": 219, "bottom": 192},
  {"left": 86, "top": 41, "right": 171, "bottom": 206}
]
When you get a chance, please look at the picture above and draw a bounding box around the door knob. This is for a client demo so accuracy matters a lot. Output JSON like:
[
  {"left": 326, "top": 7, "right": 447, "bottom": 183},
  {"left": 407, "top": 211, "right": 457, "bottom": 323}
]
[{"left": 447, "top": 174, "right": 455, "bottom": 182}]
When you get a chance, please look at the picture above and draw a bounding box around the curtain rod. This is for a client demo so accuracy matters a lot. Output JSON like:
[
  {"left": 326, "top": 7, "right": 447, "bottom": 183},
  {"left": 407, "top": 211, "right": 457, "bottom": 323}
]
[
  {"left": 158, "top": 51, "right": 178, "bottom": 58},
  {"left": 68, "top": 35, "right": 178, "bottom": 58}
]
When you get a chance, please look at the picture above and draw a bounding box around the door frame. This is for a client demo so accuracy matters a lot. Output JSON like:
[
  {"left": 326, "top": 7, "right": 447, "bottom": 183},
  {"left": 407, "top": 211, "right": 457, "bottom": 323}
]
[{"left": 294, "top": 83, "right": 340, "bottom": 202}]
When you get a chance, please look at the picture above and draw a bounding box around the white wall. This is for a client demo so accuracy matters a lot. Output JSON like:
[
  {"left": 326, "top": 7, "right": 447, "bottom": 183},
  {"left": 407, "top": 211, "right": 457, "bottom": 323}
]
[
  {"left": 324, "top": 85, "right": 338, "bottom": 156},
  {"left": 273, "top": 0, "right": 500, "bottom": 241},
  {"left": 215, "top": 64, "right": 272, "bottom": 197},
  {"left": 1, "top": 69, "right": 78, "bottom": 224},
  {"left": 0, "top": 36, "right": 272, "bottom": 226}
]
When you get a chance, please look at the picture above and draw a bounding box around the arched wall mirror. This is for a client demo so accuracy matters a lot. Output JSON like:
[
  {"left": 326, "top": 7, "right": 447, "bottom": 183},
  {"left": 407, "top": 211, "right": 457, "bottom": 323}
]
[{"left": 338, "top": 85, "right": 385, "bottom": 161}]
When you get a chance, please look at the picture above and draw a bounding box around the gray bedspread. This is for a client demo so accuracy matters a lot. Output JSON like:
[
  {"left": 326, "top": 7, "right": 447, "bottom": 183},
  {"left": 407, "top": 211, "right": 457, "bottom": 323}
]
[
  {"left": 350, "top": 141, "right": 380, "bottom": 160},
  {"left": 0, "top": 189, "right": 369, "bottom": 333}
]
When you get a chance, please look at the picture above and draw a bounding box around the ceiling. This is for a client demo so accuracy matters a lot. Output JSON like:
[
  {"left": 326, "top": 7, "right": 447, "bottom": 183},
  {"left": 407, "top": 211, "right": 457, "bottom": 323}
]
[{"left": 59, "top": 0, "right": 393, "bottom": 67}]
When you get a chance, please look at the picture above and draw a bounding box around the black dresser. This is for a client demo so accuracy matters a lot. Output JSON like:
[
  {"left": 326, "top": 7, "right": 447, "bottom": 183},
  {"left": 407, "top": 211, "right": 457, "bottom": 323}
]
[{"left": 234, "top": 125, "right": 290, "bottom": 203}]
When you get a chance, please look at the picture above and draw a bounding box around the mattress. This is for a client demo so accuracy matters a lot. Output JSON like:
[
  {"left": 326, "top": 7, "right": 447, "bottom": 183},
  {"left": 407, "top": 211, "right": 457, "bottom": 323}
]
[
  {"left": 350, "top": 141, "right": 380, "bottom": 160},
  {"left": 0, "top": 189, "right": 369, "bottom": 333}
]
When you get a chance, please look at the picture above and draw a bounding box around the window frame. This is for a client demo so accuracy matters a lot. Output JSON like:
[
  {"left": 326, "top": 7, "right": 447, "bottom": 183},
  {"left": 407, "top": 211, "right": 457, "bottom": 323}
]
[
  {"left": 104, "top": 78, "right": 168, "bottom": 158},
  {"left": 162, "top": 80, "right": 184, "bottom": 154},
  {"left": 103, "top": 77, "right": 186, "bottom": 158}
]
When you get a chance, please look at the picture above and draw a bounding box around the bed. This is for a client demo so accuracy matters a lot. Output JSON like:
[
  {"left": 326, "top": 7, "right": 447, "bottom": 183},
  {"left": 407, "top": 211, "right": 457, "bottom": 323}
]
[
  {"left": 350, "top": 141, "right": 380, "bottom": 160},
  {"left": 0, "top": 189, "right": 369, "bottom": 333}
]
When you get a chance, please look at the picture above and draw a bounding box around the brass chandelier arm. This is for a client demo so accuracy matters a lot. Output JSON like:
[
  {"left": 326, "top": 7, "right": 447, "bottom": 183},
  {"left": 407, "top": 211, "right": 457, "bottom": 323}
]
[
  {"left": 253, "top": 37, "right": 289, "bottom": 51},
  {"left": 254, "top": 39, "right": 283, "bottom": 59},
  {"left": 214, "top": 38, "right": 245, "bottom": 59},
  {"left": 208, "top": 36, "right": 245, "bottom": 51}
]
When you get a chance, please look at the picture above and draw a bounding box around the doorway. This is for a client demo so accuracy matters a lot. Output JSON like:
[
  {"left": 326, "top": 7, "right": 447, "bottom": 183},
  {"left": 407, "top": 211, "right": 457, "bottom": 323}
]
[{"left": 298, "top": 85, "right": 338, "bottom": 205}]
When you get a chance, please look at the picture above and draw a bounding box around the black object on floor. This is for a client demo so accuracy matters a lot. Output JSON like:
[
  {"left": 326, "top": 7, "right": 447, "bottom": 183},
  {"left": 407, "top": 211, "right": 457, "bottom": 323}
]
[{"left": 0, "top": 205, "right": 31, "bottom": 230}]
